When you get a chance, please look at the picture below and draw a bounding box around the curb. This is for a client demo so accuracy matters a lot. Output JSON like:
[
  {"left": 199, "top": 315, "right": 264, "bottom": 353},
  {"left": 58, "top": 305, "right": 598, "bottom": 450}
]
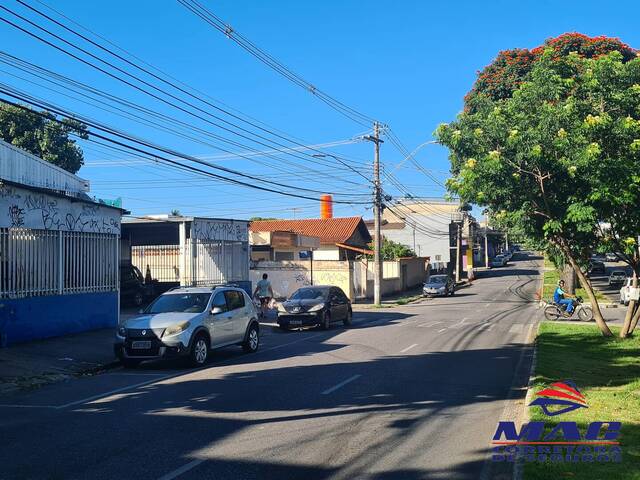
[
  {"left": 513, "top": 323, "right": 540, "bottom": 480},
  {"left": 0, "top": 358, "right": 122, "bottom": 399}
]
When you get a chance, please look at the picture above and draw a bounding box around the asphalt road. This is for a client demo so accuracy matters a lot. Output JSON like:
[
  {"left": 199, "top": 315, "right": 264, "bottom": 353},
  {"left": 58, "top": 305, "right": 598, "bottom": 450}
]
[{"left": 1, "top": 253, "right": 542, "bottom": 480}]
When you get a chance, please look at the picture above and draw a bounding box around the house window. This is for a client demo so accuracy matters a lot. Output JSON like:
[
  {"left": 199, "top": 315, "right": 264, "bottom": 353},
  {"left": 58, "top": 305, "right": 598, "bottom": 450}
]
[
  {"left": 435, "top": 255, "right": 442, "bottom": 261},
  {"left": 274, "top": 251, "right": 294, "bottom": 261}
]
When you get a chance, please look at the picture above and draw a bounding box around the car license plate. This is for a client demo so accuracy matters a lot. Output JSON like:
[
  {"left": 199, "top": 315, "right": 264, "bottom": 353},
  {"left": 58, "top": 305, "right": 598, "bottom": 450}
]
[
  {"left": 131, "top": 340, "right": 152, "bottom": 349},
  {"left": 289, "top": 320, "right": 302, "bottom": 325}
]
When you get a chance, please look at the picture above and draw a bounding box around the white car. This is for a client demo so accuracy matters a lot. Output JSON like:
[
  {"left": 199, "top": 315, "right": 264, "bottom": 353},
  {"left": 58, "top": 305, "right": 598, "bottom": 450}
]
[
  {"left": 114, "top": 285, "right": 260, "bottom": 368},
  {"left": 608, "top": 270, "right": 627, "bottom": 287},
  {"left": 620, "top": 278, "right": 635, "bottom": 306},
  {"left": 490, "top": 255, "right": 507, "bottom": 267}
]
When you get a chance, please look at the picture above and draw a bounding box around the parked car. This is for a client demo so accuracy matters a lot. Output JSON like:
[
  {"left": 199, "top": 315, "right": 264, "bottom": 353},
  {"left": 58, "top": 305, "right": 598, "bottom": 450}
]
[
  {"left": 490, "top": 255, "right": 507, "bottom": 268},
  {"left": 423, "top": 275, "right": 455, "bottom": 297},
  {"left": 619, "top": 278, "right": 634, "bottom": 306},
  {"left": 114, "top": 286, "right": 260, "bottom": 368},
  {"left": 120, "top": 265, "right": 153, "bottom": 307},
  {"left": 605, "top": 253, "right": 619, "bottom": 262},
  {"left": 608, "top": 270, "right": 627, "bottom": 286},
  {"left": 588, "top": 260, "right": 606, "bottom": 276},
  {"left": 277, "top": 286, "right": 352, "bottom": 330}
]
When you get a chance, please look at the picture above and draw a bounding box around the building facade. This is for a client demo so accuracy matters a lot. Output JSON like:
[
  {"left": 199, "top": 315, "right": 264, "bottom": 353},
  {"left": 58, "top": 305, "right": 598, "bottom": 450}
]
[{"left": 0, "top": 140, "right": 124, "bottom": 345}]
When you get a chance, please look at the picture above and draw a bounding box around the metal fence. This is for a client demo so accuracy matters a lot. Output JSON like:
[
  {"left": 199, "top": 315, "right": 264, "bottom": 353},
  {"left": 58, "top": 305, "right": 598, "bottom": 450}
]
[
  {"left": 0, "top": 228, "right": 119, "bottom": 298},
  {"left": 131, "top": 240, "right": 248, "bottom": 286}
]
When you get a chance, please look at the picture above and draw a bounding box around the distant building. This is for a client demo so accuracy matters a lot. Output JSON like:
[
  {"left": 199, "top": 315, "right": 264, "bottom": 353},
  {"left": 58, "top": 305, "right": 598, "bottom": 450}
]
[
  {"left": 249, "top": 230, "right": 320, "bottom": 261},
  {"left": 366, "top": 199, "right": 459, "bottom": 271},
  {"left": 0, "top": 140, "right": 125, "bottom": 345},
  {"left": 249, "top": 216, "right": 372, "bottom": 261}
]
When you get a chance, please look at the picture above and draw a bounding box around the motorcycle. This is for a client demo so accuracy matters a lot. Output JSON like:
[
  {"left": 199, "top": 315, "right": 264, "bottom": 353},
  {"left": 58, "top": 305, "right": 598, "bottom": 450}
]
[{"left": 543, "top": 295, "right": 593, "bottom": 321}]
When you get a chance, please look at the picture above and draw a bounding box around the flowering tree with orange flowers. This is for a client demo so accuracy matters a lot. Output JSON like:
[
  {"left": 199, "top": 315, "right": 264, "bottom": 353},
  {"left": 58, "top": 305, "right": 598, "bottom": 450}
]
[{"left": 438, "top": 34, "right": 640, "bottom": 337}]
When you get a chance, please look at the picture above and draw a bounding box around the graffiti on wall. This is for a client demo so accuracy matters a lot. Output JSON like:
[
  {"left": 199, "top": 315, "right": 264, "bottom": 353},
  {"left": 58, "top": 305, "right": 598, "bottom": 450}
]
[
  {"left": 192, "top": 219, "right": 248, "bottom": 242},
  {"left": 0, "top": 185, "right": 121, "bottom": 233}
]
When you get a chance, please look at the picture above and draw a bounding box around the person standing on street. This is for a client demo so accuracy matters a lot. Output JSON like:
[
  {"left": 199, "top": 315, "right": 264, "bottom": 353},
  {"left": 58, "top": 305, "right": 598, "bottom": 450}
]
[{"left": 253, "top": 273, "right": 274, "bottom": 319}]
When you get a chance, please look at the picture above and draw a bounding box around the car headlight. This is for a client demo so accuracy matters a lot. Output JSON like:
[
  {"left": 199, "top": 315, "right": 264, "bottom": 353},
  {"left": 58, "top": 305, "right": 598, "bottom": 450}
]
[
  {"left": 277, "top": 303, "right": 287, "bottom": 313},
  {"left": 163, "top": 321, "right": 190, "bottom": 337},
  {"left": 308, "top": 304, "right": 324, "bottom": 312},
  {"left": 117, "top": 326, "right": 126, "bottom": 337}
]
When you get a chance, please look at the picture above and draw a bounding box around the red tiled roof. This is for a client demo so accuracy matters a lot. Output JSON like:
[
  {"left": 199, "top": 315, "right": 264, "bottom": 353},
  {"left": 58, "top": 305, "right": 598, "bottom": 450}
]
[{"left": 249, "top": 217, "right": 366, "bottom": 245}]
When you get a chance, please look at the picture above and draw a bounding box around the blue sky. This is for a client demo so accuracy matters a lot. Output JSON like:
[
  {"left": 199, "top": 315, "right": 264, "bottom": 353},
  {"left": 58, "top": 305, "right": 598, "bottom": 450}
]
[{"left": 2, "top": 0, "right": 639, "bottom": 221}]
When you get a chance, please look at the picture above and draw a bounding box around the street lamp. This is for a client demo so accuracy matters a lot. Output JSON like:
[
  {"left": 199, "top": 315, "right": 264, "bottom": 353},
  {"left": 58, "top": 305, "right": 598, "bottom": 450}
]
[{"left": 392, "top": 140, "right": 439, "bottom": 172}]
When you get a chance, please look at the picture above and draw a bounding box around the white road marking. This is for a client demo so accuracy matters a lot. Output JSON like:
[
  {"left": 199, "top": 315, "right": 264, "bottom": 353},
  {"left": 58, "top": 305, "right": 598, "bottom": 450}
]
[
  {"left": 484, "top": 303, "right": 491, "bottom": 308},
  {"left": 400, "top": 344, "right": 418, "bottom": 353},
  {"left": 157, "top": 459, "right": 204, "bottom": 480},
  {"left": 322, "top": 374, "right": 361, "bottom": 395},
  {"left": 437, "top": 328, "right": 448, "bottom": 333},
  {"left": 452, "top": 317, "right": 467, "bottom": 328}
]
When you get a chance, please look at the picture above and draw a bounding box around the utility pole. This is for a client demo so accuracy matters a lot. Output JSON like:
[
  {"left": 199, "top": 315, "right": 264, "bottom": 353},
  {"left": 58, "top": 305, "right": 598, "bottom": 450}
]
[
  {"left": 364, "top": 123, "right": 384, "bottom": 306},
  {"left": 455, "top": 222, "right": 462, "bottom": 283},
  {"left": 484, "top": 211, "right": 489, "bottom": 268}
]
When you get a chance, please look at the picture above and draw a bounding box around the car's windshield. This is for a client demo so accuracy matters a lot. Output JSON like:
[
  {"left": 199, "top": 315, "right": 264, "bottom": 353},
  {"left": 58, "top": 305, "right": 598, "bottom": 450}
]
[
  {"left": 146, "top": 293, "right": 211, "bottom": 314},
  {"left": 290, "top": 288, "right": 327, "bottom": 300},
  {"left": 428, "top": 276, "right": 447, "bottom": 284}
]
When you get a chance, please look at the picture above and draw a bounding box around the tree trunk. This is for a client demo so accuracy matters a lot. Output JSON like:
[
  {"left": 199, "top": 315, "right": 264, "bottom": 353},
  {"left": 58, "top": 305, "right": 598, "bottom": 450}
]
[
  {"left": 628, "top": 302, "right": 640, "bottom": 335},
  {"left": 620, "top": 272, "right": 637, "bottom": 338},
  {"left": 561, "top": 263, "right": 577, "bottom": 294},
  {"left": 557, "top": 239, "right": 612, "bottom": 337}
]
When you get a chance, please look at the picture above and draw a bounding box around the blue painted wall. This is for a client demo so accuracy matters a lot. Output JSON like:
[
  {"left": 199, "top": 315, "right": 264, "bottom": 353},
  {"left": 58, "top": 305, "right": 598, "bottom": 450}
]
[{"left": 0, "top": 292, "right": 118, "bottom": 346}]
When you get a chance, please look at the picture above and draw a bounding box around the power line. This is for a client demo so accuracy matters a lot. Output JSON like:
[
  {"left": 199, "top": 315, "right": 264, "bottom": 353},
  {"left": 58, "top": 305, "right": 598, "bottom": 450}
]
[
  {"left": 0, "top": 4, "right": 374, "bottom": 184},
  {"left": 0, "top": 91, "right": 371, "bottom": 205},
  {"left": 178, "top": 0, "right": 377, "bottom": 128}
]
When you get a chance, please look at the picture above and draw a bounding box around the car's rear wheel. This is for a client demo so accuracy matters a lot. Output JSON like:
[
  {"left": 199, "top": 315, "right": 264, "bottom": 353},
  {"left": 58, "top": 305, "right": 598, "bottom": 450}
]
[
  {"left": 243, "top": 324, "right": 260, "bottom": 353},
  {"left": 343, "top": 309, "right": 352, "bottom": 326},
  {"left": 321, "top": 311, "right": 331, "bottom": 330},
  {"left": 190, "top": 333, "right": 209, "bottom": 367}
]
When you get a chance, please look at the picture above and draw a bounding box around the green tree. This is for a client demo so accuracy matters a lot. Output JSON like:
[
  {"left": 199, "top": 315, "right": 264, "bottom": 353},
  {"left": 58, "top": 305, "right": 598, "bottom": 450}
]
[
  {"left": 369, "top": 237, "right": 415, "bottom": 260},
  {"left": 438, "top": 36, "right": 640, "bottom": 337},
  {"left": 0, "top": 102, "right": 87, "bottom": 174}
]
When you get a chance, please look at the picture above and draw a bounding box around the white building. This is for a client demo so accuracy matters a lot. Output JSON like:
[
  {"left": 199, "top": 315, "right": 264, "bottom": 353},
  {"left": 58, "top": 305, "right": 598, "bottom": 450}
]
[{"left": 367, "top": 199, "right": 459, "bottom": 271}]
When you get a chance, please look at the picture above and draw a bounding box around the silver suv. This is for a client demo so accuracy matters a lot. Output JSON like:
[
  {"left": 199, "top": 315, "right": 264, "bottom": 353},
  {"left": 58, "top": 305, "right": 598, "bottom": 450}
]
[{"left": 114, "top": 286, "right": 260, "bottom": 367}]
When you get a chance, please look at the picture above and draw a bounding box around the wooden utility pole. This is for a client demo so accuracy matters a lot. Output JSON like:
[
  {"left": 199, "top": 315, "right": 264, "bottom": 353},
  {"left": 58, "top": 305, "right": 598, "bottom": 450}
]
[{"left": 364, "top": 123, "right": 384, "bottom": 306}]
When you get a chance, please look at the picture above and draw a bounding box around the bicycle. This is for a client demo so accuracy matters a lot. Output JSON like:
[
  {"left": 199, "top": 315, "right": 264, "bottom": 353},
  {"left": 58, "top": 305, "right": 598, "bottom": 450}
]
[{"left": 542, "top": 295, "right": 593, "bottom": 321}]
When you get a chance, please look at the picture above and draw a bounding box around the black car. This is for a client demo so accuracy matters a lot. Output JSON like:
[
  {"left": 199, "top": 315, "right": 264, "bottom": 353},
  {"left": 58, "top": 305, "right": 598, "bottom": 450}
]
[
  {"left": 277, "top": 286, "right": 352, "bottom": 330},
  {"left": 120, "top": 265, "right": 153, "bottom": 307},
  {"left": 588, "top": 260, "right": 606, "bottom": 276}
]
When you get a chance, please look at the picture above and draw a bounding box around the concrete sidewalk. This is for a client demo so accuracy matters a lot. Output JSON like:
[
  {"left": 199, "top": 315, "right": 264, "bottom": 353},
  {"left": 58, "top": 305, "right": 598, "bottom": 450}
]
[{"left": 0, "top": 313, "right": 143, "bottom": 396}]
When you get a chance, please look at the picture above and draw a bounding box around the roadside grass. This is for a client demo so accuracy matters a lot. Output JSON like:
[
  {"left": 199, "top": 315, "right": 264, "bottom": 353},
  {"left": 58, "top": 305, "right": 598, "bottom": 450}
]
[
  {"left": 394, "top": 293, "right": 424, "bottom": 305},
  {"left": 524, "top": 322, "right": 640, "bottom": 479},
  {"left": 541, "top": 266, "right": 607, "bottom": 303}
]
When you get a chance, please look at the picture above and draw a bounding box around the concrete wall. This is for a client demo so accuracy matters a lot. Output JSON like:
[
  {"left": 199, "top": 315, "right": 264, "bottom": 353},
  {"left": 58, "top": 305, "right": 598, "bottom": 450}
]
[
  {"left": 251, "top": 257, "right": 428, "bottom": 301},
  {"left": 0, "top": 292, "right": 118, "bottom": 345},
  {"left": 250, "top": 260, "right": 351, "bottom": 300}
]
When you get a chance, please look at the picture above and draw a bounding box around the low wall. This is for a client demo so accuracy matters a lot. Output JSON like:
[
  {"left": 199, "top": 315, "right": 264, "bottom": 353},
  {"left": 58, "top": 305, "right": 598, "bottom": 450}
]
[
  {"left": 250, "top": 260, "right": 352, "bottom": 299},
  {"left": 0, "top": 292, "right": 118, "bottom": 346}
]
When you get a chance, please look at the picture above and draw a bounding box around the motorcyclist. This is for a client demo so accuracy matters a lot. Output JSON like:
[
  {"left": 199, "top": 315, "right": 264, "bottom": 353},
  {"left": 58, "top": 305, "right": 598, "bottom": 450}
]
[{"left": 553, "top": 280, "right": 576, "bottom": 316}]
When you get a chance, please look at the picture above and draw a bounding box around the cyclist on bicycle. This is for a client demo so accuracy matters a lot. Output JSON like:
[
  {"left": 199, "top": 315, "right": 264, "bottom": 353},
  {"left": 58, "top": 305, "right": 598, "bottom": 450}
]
[
  {"left": 554, "top": 280, "right": 575, "bottom": 316},
  {"left": 253, "top": 273, "right": 274, "bottom": 318}
]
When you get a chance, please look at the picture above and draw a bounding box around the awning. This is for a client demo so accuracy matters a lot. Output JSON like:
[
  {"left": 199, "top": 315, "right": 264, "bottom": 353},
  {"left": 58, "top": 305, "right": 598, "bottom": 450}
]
[{"left": 335, "top": 243, "right": 374, "bottom": 255}]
